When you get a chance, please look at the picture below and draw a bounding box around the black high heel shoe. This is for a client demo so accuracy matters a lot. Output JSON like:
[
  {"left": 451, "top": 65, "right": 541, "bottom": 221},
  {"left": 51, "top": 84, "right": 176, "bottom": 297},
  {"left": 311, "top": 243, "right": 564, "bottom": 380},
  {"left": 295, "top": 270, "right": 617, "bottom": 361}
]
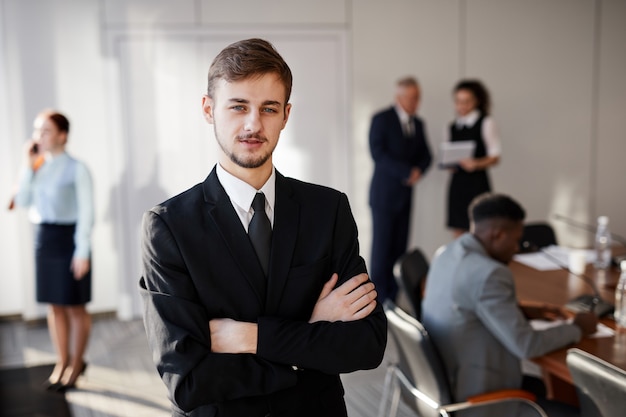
[
  {"left": 43, "top": 364, "right": 68, "bottom": 391},
  {"left": 54, "top": 362, "right": 88, "bottom": 393},
  {"left": 43, "top": 380, "right": 63, "bottom": 391}
]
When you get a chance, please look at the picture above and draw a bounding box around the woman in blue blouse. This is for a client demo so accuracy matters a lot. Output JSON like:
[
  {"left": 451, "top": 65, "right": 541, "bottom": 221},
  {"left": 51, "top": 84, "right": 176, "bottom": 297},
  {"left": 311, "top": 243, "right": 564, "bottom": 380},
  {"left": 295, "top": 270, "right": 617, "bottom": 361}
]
[{"left": 15, "top": 110, "right": 94, "bottom": 392}]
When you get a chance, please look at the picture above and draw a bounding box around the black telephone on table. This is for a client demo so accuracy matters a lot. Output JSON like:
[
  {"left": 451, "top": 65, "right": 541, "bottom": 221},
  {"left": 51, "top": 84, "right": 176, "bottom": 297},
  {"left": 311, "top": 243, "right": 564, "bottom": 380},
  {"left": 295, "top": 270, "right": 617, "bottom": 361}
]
[{"left": 565, "top": 294, "right": 614, "bottom": 318}]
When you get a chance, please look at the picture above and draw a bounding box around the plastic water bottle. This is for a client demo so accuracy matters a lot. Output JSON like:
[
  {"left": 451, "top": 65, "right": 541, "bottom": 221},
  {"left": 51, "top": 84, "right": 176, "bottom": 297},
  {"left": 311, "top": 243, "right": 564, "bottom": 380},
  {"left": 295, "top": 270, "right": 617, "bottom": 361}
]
[
  {"left": 615, "top": 261, "right": 626, "bottom": 329},
  {"left": 594, "top": 216, "right": 612, "bottom": 269}
]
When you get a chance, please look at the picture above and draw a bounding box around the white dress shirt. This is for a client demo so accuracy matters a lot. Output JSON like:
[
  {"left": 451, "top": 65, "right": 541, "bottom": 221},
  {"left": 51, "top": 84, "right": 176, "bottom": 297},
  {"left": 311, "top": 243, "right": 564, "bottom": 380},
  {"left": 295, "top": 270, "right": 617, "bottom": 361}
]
[
  {"left": 216, "top": 163, "right": 275, "bottom": 231},
  {"left": 395, "top": 104, "right": 414, "bottom": 136},
  {"left": 445, "top": 109, "right": 502, "bottom": 157}
]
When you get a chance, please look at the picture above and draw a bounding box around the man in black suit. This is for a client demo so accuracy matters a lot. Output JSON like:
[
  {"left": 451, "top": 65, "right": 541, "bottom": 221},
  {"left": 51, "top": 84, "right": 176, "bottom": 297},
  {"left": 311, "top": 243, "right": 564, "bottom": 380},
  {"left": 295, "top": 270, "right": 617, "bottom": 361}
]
[
  {"left": 368, "top": 77, "right": 432, "bottom": 302},
  {"left": 139, "top": 38, "right": 387, "bottom": 417}
]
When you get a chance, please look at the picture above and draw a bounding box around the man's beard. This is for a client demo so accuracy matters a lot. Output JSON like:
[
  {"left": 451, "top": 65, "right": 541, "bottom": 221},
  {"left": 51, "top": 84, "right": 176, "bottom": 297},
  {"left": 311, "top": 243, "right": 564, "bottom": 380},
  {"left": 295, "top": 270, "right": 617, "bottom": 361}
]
[{"left": 214, "top": 126, "right": 274, "bottom": 169}]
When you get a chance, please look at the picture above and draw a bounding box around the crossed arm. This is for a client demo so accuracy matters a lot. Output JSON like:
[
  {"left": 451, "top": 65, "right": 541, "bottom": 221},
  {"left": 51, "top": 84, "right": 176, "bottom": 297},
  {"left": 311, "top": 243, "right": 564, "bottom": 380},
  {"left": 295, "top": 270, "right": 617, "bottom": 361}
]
[{"left": 209, "top": 272, "right": 377, "bottom": 354}]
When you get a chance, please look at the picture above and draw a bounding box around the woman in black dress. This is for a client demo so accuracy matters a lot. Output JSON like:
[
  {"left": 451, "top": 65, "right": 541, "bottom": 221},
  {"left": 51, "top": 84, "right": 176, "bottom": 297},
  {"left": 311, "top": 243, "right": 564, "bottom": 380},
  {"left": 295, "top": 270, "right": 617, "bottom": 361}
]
[
  {"left": 446, "top": 80, "right": 501, "bottom": 237},
  {"left": 14, "top": 110, "right": 94, "bottom": 391}
]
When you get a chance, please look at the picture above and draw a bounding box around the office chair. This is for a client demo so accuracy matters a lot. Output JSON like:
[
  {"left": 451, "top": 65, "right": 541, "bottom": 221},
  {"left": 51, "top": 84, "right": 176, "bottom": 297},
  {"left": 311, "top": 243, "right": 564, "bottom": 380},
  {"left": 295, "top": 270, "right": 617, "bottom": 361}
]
[
  {"left": 566, "top": 348, "right": 626, "bottom": 417},
  {"left": 392, "top": 248, "right": 429, "bottom": 320},
  {"left": 519, "top": 222, "right": 558, "bottom": 253},
  {"left": 379, "top": 301, "right": 548, "bottom": 417}
]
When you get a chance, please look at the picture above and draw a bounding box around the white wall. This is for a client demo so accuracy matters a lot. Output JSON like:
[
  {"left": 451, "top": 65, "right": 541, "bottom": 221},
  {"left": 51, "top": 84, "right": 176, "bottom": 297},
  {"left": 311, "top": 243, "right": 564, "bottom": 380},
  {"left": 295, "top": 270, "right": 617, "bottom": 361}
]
[
  {"left": 352, "top": 0, "right": 626, "bottom": 259},
  {"left": 595, "top": 0, "right": 626, "bottom": 239},
  {"left": 1, "top": 0, "right": 625, "bottom": 318},
  {"left": 1, "top": 0, "right": 119, "bottom": 318}
]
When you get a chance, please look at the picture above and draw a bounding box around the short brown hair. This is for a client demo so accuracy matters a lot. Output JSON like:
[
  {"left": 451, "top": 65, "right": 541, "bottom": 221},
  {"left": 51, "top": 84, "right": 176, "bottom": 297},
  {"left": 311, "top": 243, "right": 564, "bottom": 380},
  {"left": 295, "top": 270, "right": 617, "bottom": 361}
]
[{"left": 206, "top": 38, "right": 293, "bottom": 105}]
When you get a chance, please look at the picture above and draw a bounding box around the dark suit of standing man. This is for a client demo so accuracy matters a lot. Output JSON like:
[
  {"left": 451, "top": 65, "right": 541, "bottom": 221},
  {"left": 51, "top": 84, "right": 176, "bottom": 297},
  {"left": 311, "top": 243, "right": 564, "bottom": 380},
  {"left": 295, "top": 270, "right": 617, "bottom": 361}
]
[
  {"left": 139, "top": 38, "right": 386, "bottom": 417},
  {"left": 369, "top": 77, "right": 432, "bottom": 303}
]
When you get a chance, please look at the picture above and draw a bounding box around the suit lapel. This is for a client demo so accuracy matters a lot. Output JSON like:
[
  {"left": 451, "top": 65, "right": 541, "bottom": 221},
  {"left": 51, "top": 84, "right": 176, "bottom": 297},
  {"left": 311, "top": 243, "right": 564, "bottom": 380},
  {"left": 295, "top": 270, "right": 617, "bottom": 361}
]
[
  {"left": 265, "top": 172, "right": 299, "bottom": 315},
  {"left": 203, "top": 168, "right": 267, "bottom": 305},
  {"left": 392, "top": 109, "right": 404, "bottom": 137}
]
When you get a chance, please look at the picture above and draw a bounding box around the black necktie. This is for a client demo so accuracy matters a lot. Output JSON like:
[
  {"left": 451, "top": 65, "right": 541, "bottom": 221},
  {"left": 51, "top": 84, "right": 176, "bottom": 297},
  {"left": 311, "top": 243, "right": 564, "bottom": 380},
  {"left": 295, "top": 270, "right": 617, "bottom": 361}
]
[{"left": 249, "top": 192, "right": 272, "bottom": 276}]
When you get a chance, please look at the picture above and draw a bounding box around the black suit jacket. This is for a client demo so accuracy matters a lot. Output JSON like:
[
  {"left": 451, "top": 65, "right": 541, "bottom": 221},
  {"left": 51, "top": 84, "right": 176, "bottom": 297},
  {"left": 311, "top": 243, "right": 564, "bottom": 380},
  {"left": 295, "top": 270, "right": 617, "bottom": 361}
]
[
  {"left": 368, "top": 107, "right": 432, "bottom": 212},
  {"left": 139, "top": 167, "right": 387, "bottom": 416}
]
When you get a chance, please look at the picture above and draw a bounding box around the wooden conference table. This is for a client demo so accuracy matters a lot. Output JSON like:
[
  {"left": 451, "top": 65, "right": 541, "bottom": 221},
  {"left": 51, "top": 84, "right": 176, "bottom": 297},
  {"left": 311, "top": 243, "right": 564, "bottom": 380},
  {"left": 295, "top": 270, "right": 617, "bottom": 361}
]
[{"left": 511, "top": 256, "right": 626, "bottom": 402}]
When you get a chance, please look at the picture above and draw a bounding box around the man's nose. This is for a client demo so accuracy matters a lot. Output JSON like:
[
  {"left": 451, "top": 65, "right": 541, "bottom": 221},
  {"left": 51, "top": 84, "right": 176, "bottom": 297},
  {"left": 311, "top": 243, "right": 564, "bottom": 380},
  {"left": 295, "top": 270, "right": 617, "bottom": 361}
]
[{"left": 243, "top": 111, "right": 262, "bottom": 132}]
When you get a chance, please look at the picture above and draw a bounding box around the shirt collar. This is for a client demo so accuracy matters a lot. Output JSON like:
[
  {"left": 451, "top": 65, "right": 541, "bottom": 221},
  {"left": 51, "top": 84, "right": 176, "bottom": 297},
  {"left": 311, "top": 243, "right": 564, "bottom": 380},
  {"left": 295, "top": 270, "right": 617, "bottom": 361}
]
[
  {"left": 216, "top": 163, "right": 276, "bottom": 214},
  {"left": 456, "top": 109, "right": 481, "bottom": 128},
  {"left": 45, "top": 151, "right": 68, "bottom": 163},
  {"left": 394, "top": 103, "right": 412, "bottom": 124}
]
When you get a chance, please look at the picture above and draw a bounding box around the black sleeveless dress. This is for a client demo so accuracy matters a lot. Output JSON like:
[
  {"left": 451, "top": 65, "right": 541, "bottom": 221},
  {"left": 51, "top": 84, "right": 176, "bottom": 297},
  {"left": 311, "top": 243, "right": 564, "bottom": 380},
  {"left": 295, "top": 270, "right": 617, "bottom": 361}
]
[{"left": 446, "top": 115, "right": 492, "bottom": 230}]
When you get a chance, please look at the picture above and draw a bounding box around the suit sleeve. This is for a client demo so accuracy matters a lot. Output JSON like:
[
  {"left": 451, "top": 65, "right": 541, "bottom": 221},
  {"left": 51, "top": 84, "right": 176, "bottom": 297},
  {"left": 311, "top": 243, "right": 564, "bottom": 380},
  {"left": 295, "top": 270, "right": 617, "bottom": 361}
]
[
  {"left": 139, "top": 211, "right": 297, "bottom": 412},
  {"left": 369, "top": 113, "right": 412, "bottom": 181},
  {"left": 413, "top": 119, "right": 432, "bottom": 174},
  {"left": 474, "top": 265, "right": 581, "bottom": 359},
  {"left": 256, "top": 193, "right": 387, "bottom": 374}
]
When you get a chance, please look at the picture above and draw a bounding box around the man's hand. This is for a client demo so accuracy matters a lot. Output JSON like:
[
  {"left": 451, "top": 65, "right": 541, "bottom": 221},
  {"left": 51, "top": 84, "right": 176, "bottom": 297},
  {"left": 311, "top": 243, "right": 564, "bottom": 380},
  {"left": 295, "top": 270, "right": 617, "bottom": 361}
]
[
  {"left": 70, "top": 257, "right": 90, "bottom": 280},
  {"left": 309, "top": 273, "right": 377, "bottom": 323},
  {"left": 573, "top": 312, "right": 598, "bottom": 337},
  {"left": 404, "top": 167, "right": 422, "bottom": 186},
  {"left": 521, "top": 303, "right": 567, "bottom": 321},
  {"left": 209, "top": 318, "right": 258, "bottom": 354},
  {"left": 208, "top": 273, "right": 377, "bottom": 354}
]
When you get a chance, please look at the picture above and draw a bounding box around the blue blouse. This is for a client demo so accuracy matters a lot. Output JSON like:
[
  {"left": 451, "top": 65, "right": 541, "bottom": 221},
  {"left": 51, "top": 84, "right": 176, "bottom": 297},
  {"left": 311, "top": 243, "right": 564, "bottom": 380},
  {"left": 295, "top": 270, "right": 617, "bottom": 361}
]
[{"left": 15, "top": 152, "right": 94, "bottom": 259}]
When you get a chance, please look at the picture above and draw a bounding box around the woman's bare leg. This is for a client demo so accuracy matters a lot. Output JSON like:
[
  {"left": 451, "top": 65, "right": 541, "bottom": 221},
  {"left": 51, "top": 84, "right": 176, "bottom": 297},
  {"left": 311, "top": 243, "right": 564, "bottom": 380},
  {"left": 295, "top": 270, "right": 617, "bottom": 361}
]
[
  {"left": 62, "top": 304, "right": 91, "bottom": 386},
  {"left": 47, "top": 304, "right": 70, "bottom": 384}
]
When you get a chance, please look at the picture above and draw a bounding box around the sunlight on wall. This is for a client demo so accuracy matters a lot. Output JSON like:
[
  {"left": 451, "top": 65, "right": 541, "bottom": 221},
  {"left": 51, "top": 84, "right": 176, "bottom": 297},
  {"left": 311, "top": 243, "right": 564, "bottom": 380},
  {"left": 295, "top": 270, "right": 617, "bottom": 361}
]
[
  {"left": 273, "top": 106, "right": 309, "bottom": 183},
  {"left": 549, "top": 175, "right": 592, "bottom": 248}
]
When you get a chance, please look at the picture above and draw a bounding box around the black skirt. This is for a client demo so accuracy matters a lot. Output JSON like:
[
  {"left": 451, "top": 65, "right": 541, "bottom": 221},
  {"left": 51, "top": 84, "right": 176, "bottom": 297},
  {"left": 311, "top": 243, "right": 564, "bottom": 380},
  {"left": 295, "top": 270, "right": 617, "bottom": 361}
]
[
  {"left": 447, "top": 169, "right": 492, "bottom": 230},
  {"left": 35, "top": 224, "right": 91, "bottom": 305}
]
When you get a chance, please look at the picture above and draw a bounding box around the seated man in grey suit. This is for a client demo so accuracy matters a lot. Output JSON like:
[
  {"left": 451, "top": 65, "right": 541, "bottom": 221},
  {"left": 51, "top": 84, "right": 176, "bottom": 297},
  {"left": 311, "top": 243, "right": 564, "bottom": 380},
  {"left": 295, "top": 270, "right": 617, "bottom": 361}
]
[{"left": 422, "top": 193, "right": 597, "bottom": 417}]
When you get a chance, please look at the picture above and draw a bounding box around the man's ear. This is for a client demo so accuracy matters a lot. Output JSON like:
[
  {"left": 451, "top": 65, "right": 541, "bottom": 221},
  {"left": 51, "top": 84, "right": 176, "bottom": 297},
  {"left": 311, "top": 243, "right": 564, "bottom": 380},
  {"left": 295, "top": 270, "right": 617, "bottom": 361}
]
[
  {"left": 282, "top": 103, "right": 292, "bottom": 128},
  {"left": 202, "top": 95, "right": 215, "bottom": 124},
  {"left": 488, "top": 222, "right": 505, "bottom": 244}
]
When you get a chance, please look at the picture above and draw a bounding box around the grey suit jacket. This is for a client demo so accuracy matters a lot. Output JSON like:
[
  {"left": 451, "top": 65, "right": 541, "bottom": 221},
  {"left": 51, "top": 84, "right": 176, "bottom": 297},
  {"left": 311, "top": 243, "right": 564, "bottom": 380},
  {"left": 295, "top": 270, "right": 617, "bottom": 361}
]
[{"left": 422, "top": 234, "right": 581, "bottom": 417}]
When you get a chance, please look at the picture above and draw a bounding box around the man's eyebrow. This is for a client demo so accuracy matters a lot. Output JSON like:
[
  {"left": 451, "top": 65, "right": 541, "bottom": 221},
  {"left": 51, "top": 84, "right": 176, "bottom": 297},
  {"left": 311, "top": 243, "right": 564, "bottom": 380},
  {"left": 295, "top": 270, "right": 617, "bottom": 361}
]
[{"left": 227, "top": 98, "right": 282, "bottom": 107}]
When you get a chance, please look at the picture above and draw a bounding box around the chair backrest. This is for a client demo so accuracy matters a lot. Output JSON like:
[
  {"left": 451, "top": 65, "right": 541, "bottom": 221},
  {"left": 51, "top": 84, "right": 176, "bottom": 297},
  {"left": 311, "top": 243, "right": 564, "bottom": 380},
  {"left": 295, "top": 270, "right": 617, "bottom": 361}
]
[
  {"left": 566, "top": 348, "right": 626, "bottom": 417},
  {"left": 384, "top": 300, "right": 452, "bottom": 417},
  {"left": 519, "top": 222, "right": 558, "bottom": 253},
  {"left": 393, "top": 248, "right": 429, "bottom": 319}
]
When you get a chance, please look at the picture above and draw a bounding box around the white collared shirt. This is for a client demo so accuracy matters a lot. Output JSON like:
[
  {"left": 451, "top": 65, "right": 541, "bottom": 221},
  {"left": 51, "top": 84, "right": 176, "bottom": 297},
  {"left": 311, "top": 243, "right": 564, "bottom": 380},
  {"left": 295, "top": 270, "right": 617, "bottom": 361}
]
[
  {"left": 394, "top": 104, "right": 414, "bottom": 136},
  {"left": 394, "top": 104, "right": 412, "bottom": 125},
  {"left": 216, "top": 163, "right": 275, "bottom": 231},
  {"left": 445, "top": 109, "right": 502, "bottom": 157}
]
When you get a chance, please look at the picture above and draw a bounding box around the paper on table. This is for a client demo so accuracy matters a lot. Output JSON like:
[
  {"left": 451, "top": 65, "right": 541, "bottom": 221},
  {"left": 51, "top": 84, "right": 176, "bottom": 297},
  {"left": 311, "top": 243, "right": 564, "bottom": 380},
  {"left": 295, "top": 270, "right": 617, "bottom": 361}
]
[
  {"left": 530, "top": 318, "right": 614, "bottom": 339},
  {"left": 439, "top": 140, "right": 476, "bottom": 168},
  {"left": 513, "top": 245, "right": 596, "bottom": 271}
]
